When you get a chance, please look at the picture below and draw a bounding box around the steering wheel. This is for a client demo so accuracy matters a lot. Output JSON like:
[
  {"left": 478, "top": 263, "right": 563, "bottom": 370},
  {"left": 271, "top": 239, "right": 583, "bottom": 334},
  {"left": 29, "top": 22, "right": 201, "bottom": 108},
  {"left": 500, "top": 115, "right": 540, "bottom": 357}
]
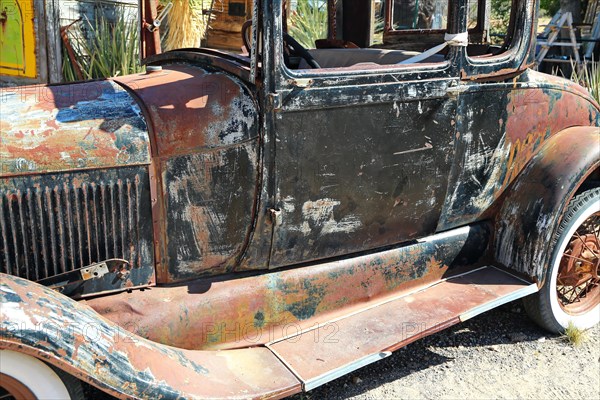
[
  {"left": 241, "top": 20, "right": 252, "bottom": 55},
  {"left": 241, "top": 20, "right": 320, "bottom": 69},
  {"left": 283, "top": 33, "right": 321, "bottom": 69}
]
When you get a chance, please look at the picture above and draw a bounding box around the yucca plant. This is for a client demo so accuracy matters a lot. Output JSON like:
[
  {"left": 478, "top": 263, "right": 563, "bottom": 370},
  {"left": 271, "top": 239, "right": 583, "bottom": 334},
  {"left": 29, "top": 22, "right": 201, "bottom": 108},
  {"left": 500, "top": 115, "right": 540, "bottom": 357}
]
[
  {"left": 571, "top": 59, "right": 600, "bottom": 103},
  {"left": 62, "top": 46, "right": 79, "bottom": 82},
  {"left": 62, "top": 6, "right": 142, "bottom": 82},
  {"left": 288, "top": 0, "right": 328, "bottom": 49}
]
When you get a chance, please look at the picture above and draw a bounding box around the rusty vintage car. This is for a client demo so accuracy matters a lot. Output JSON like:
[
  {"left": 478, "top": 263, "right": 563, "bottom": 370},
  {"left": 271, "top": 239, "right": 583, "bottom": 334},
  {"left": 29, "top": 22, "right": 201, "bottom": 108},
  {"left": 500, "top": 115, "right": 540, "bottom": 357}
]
[{"left": 1, "top": 0, "right": 599, "bottom": 398}]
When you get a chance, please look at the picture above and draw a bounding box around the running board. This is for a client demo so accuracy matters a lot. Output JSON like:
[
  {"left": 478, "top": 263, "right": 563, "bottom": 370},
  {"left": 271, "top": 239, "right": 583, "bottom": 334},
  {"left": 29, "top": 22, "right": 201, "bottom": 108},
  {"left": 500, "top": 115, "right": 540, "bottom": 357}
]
[{"left": 266, "top": 266, "right": 537, "bottom": 392}]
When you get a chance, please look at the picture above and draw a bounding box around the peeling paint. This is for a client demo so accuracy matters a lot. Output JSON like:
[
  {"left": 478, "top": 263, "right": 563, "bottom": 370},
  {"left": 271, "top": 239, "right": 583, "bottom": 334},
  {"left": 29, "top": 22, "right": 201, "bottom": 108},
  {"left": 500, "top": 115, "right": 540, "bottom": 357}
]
[
  {"left": 0, "top": 81, "right": 150, "bottom": 177},
  {"left": 0, "top": 274, "right": 301, "bottom": 399},
  {"left": 438, "top": 71, "right": 600, "bottom": 230},
  {"left": 494, "top": 127, "right": 600, "bottom": 282}
]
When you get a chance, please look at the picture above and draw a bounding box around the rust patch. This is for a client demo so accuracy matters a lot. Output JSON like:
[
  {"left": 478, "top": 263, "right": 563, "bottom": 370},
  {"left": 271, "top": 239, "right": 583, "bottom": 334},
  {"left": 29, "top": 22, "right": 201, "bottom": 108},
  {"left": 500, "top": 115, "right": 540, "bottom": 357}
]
[
  {"left": 0, "top": 9, "right": 7, "bottom": 34},
  {"left": 114, "top": 65, "right": 256, "bottom": 158},
  {"left": 85, "top": 224, "right": 487, "bottom": 350},
  {"left": 0, "top": 81, "right": 150, "bottom": 177},
  {"left": 501, "top": 85, "right": 597, "bottom": 189},
  {"left": 1, "top": 273, "right": 301, "bottom": 399}
]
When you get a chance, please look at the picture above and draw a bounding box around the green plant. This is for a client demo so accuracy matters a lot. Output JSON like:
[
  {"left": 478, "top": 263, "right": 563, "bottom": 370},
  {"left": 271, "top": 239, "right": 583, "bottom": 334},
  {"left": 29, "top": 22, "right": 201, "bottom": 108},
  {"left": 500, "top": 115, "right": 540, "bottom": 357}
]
[
  {"left": 62, "top": 6, "right": 142, "bottom": 82},
  {"left": 563, "top": 321, "right": 587, "bottom": 346},
  {"left": 539, "top": 0, "right": 560, "bottom": 17},
  {"left": 62, "top": 46, "right": 79, "bottom": 82},
  {"left": 571, "top": 59, "right": 600, "bottom": 103},
  {"left": 288, "top": 0, "right": 328, "bottom": 49},
  {"left": 490, "top": 0, "right": 512, "bottom": 44}
]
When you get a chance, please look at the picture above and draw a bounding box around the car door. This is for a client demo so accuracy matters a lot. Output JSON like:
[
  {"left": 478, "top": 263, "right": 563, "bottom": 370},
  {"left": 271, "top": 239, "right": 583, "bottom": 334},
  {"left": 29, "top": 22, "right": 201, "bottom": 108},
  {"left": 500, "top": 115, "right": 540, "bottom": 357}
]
[
  {"left": 267, "top": 46, "right": 461, "bottom": 268},
  {"left": 269, "top": 77, "right": 458, "bottom": 268}
]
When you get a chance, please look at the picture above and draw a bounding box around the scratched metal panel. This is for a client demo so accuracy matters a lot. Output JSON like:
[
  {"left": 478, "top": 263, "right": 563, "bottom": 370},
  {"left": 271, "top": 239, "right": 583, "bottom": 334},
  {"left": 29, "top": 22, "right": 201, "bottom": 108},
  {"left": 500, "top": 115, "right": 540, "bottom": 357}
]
[
  {"left": 163, "top": 142, "right": 259, "bottom": 281},
  {"left": 438, "top": 70, "right": 600, "bottom": 230},
  {"left": 114, "top": 65, "right": 261, "bottom": 282},
  {"left": 87, "top": 223, "right": 490, "bottom": 351},
  {"left": 270, "top": 94, "right": 456, "bottom": 268},
  {"left": 0, "top": 80, "right": 150, "bottom": 177},
  {"left": 113, "top": 65, "right": 258, "bottom": 157},
  {"left": 0, "top": 166, "right": 154, "bottom": 297}
]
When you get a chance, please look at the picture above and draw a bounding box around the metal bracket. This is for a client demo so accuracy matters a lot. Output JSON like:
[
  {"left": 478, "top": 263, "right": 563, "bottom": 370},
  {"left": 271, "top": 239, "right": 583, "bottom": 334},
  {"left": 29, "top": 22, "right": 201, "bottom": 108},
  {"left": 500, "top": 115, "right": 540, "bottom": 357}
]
[
  {"left": 80, "top": 262, "right": 111, "bottom": 281},
  {"left": 144, "top": 1, "right": 173, "bottom": 32},
  {"left": 38, "top": 259, "right": 130, "bottom": 295},
  {"left": 268, "top": 208, "right": 283, "bottom": 226},
  {"left": 267, "top": 93, "right": 283, "bottom": 111},
  {"left": 446, "top": 82, "right": 468, "bottom": 98}
]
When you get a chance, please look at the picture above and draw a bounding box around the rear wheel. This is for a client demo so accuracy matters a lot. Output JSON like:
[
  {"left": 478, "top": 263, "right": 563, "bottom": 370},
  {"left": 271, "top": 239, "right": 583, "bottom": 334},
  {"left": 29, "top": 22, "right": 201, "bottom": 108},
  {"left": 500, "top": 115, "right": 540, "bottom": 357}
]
[
  {"left": 524, "top": 188, "right": 600, "bottom": 333},
  {"left": 0, "top": 350, "right": 84, "bottom": 400}
]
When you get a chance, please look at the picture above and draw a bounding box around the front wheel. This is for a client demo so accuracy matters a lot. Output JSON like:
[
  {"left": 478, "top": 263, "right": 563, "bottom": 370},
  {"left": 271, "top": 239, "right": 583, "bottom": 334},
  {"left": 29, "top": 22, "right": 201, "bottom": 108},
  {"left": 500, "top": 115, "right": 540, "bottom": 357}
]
[
  {"left": 524, "top": 188, "right": 600, "bottom": 333},
  {"left": 0, "top": 350, "right": 84, "bottom": 399}
]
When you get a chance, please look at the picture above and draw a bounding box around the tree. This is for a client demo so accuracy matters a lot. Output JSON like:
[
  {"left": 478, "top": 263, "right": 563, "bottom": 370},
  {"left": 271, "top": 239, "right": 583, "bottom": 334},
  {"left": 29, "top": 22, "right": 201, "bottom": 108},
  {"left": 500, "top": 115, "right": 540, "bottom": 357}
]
[{"left": 559, "top": 0, "right": 584, "bottom": 23}]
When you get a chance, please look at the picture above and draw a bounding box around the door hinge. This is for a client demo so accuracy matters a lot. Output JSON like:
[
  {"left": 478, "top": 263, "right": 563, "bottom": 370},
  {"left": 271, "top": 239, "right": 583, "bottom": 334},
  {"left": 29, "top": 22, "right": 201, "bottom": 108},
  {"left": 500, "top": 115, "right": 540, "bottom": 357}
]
[{"left": 267, "top": 93, "right": 283, "bottom": 110}]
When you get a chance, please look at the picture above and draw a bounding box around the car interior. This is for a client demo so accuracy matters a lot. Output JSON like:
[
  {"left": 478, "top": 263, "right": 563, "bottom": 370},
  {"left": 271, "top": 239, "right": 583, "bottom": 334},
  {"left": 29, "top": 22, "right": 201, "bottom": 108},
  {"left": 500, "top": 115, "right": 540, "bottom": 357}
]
[{"left": 240, "top": 0, "right": 511, "bottom": 71}]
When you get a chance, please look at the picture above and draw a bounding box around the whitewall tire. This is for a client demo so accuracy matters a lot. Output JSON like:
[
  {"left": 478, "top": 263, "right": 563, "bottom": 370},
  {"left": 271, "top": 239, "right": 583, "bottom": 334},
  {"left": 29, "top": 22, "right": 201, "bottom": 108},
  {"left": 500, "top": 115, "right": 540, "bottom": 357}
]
[
  {"left": 524, "top": 188, "right": 600, "bottom": 332},
  {"left": 0, "top": 350, "right": 83, "bottom": 399}
]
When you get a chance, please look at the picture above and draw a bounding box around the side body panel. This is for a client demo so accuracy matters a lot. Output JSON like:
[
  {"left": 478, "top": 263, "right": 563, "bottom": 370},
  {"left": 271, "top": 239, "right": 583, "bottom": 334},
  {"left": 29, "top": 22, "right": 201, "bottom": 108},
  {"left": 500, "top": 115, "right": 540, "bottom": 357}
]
[
  {"left": 439, "top": 70, "right": 600, "bottom": 231},
  {"left": 114, "top": 65, "right": 261, "bottom": 283}
]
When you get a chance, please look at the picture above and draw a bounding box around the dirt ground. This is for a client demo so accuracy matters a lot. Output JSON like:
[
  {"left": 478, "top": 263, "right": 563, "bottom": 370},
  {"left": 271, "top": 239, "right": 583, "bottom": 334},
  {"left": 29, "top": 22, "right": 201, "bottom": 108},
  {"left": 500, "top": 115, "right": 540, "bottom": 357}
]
[{"left": 297, "top": 302, "right": 600, "bottom": 400}]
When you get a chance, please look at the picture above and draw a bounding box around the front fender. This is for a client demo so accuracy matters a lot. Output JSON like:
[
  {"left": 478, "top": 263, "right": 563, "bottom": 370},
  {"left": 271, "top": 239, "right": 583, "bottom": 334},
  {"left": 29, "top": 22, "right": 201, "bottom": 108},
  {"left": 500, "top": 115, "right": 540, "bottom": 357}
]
[
  {"left": 494, "top": 126, "right": 600, "bottom": 284},
  {"left": 0, "top": 274, "right": 300, "bottom": 399}
]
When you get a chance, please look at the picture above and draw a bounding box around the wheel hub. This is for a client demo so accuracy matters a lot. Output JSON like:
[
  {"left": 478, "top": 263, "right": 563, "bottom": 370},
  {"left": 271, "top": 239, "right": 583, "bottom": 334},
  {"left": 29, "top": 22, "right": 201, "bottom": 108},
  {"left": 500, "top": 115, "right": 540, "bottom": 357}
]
[
  {"left": 556, "top": 213, "right": 600, "bottom": 314},
  {"left": 557, "top": 234, "right": 599, "bottom": 286},
  {"left": 1, "top": 373, "right": 38, "bottom": 400}
]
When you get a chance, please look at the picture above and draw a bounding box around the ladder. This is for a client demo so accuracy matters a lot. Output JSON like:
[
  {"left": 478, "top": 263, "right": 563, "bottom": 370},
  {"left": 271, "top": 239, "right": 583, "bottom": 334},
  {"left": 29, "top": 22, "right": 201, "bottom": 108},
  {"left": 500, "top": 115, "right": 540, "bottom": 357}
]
[
  {"left": 536, "top": 11, "right": 581, "bottom": 68},
  {"left": 582, "top": 10, "right": 600, "bottom": 59}
]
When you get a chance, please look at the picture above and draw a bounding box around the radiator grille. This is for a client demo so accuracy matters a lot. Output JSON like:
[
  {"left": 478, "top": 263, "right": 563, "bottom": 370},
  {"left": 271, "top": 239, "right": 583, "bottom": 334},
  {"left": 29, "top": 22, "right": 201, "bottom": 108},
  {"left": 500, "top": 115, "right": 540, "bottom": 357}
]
[{"left": 1, "top": 175, "right": 145, "bottom": 281}]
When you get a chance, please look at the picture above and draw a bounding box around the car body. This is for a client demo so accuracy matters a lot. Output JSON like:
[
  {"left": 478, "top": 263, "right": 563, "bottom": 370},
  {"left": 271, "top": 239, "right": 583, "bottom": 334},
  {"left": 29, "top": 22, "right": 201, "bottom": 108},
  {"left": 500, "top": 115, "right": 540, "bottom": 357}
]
[{"left": 1, "top": 0, "right": 599, "bottom": 399}]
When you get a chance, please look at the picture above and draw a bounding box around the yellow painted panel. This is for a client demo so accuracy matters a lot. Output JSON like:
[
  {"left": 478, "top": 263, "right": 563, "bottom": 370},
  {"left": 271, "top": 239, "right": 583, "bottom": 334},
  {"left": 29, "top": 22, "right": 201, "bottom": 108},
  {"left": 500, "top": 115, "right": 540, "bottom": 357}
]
[{"left": 0, "top": 0, "right": 37, "bottom": 78}]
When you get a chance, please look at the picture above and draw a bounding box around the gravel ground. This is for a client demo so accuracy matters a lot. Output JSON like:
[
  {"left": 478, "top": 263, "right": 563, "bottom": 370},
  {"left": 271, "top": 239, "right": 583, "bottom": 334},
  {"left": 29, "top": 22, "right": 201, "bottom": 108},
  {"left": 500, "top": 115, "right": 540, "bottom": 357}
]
[{"left": 294, "top": 302, "right": 600, "bottom": 400}]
